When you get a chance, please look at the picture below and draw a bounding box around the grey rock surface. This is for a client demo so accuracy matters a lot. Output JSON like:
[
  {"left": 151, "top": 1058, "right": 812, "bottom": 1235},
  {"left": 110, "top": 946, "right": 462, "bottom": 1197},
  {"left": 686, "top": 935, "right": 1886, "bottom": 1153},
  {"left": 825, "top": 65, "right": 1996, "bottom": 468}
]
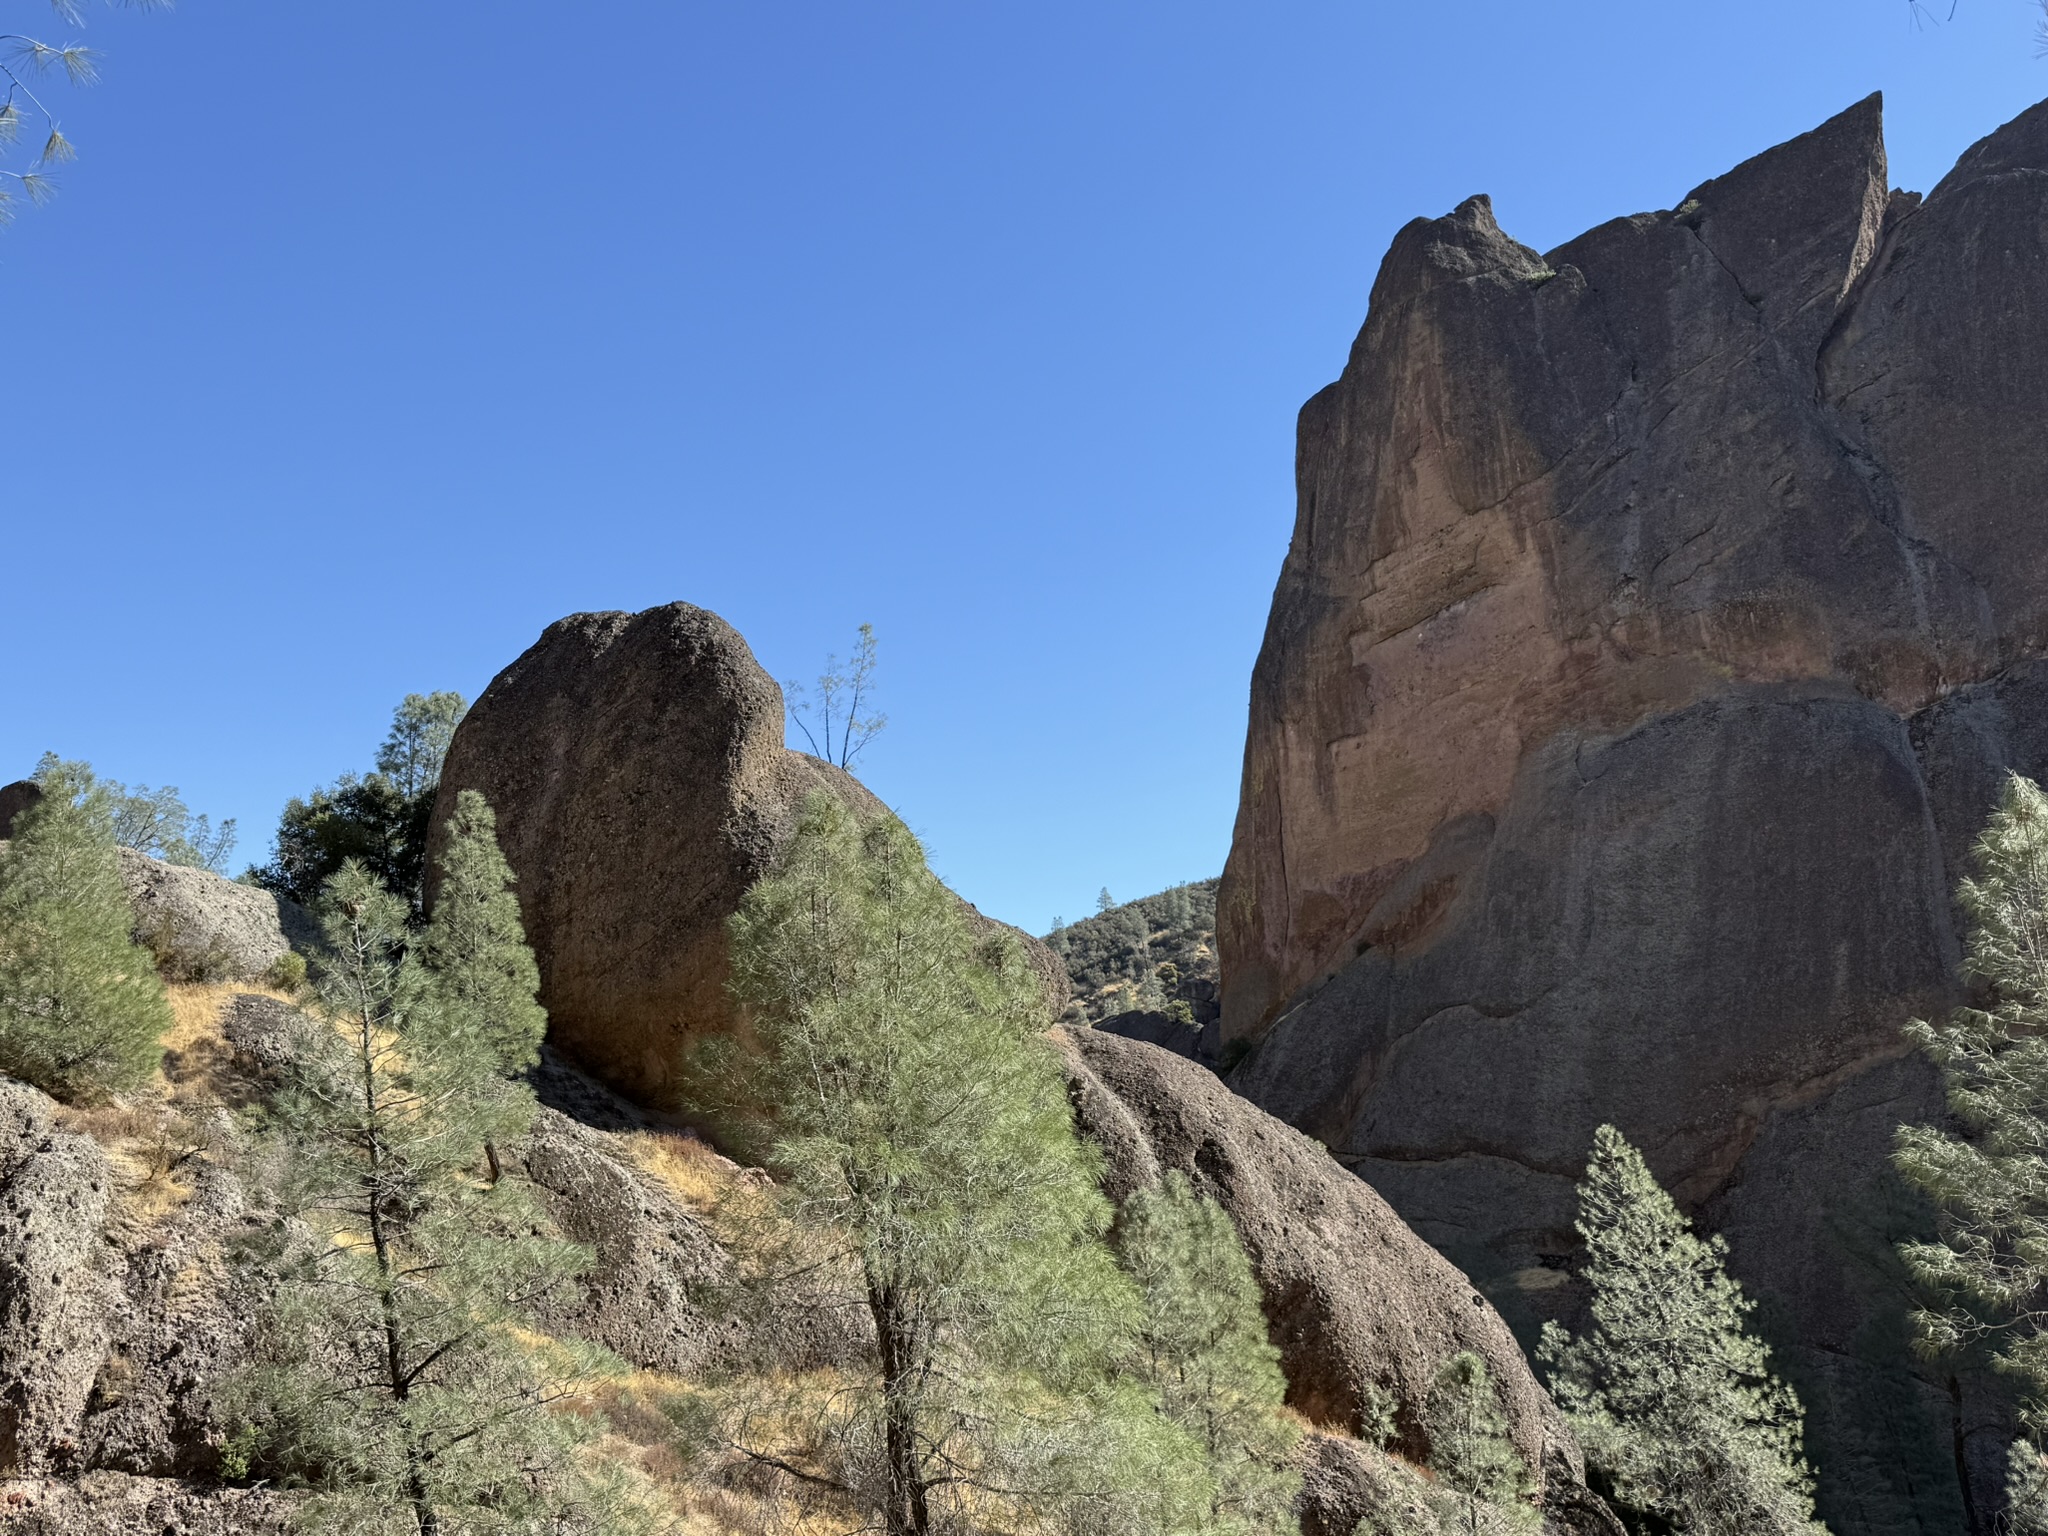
[
  {"left": 0, "top": 1472, "right": 294, "bottom": 1534},
  {"left": 1217, "top": 93, "right": 2048, "bottom": 1532},
  {"left": 431, "top": 601, "right": 1067, "bottom": 1109},
  {"left": 1059, "top": 1029, "right": 1615, "bottom": 1529},
  {"left": 0, "top": 1080, "right": 115, "bottom": 1478},
  {"left": 115, "top": 849, "right": 314, "bottom": 985}
]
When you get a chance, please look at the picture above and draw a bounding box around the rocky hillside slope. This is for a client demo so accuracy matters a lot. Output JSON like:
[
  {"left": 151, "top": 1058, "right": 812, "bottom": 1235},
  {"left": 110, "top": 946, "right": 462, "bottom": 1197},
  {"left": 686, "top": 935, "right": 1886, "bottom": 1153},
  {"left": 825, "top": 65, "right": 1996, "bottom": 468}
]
[
  {"left": 0, "top": 603, "right": 1626, "bottom": 1531},
  {"left": 1219, "top": 92, "right": 2048, "bottom": 1531},
  {"left": 1047, "top": 879, "right": 1220, "bottom": 1027}
]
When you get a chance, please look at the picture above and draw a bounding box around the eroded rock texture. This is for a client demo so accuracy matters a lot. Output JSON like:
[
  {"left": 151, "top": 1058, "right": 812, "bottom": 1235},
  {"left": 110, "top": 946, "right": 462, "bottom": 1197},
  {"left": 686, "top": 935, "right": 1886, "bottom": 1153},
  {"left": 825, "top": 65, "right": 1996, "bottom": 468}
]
[
  {"left": 1219, "top": 95, "right": 2048, "bottom": 1533},
  {"left": 432, "top": 602, "right": 1066, "bottom": 1109},
  {"left": 1060, "top": 1029, "right": 1621, "bottom": 1534}
]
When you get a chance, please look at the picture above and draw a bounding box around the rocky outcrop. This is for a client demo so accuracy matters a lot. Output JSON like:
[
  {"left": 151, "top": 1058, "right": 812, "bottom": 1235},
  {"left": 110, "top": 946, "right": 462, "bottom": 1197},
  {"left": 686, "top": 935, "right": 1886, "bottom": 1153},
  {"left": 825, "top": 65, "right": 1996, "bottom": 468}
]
[
  {"left": 0, "top": 792, "right": 312, "bottom": 985},
  {"left": 0, "top": 781, "right": 41, "bottom": 840},
  {"left": 432, "top": 602, "right": 1066, "bottom": 1109},
  {"left": 0, "top": 1080, "right": 116, "bottom": 1477},
  {"left": 0, "top": 1473, "right": 294, "bottom": 1534},
  {"left": 116, "top": 850, "right": 314, "bottom": 984},
  {"left": 1218, "top": 95, "right": 2048, "bottom": 1532},
  {"left": 1059, "top": 1029, "right": 1617, "bottom": 1532}
]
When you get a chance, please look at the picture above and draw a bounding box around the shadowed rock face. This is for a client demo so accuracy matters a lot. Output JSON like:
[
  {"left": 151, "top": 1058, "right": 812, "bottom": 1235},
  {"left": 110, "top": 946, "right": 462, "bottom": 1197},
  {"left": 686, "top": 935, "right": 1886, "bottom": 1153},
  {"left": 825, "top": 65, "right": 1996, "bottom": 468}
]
[
  {"left": 432, "top": 602, "right": 1066, "bottom": 1109},
  {"left": 1220, "top": 95, "right": 2048, "bottom": 1533}
]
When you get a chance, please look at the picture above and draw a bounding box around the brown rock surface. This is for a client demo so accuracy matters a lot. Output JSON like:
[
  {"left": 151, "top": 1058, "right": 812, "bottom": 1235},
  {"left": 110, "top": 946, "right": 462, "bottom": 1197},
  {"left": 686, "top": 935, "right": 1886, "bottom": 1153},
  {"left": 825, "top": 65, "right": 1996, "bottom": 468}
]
[
  {"left": 1059, "top": 1028, "right": 1616, "bottom": 1532},
  {"left": 1219, "top": 95, "right": 2048, "bottom": 1532},
  {"left": 431, "top": 601, "right": 1065, "bottom": 1109}
]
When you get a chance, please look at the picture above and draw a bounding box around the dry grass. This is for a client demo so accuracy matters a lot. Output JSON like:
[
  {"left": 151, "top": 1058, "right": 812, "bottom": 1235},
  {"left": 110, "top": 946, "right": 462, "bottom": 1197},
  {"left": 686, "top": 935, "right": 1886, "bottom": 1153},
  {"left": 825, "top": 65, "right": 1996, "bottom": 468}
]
[
  {"left": 626, "top": 1128, "right": 748, "bottom": 1215},
  {"left": 52, "top": 980, "right": 298, "bottom": 1221}
]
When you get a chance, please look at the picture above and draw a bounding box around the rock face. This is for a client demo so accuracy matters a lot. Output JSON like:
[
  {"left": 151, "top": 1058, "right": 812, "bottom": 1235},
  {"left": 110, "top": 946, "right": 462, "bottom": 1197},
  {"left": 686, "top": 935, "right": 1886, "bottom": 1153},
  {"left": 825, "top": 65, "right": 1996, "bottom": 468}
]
[
  {"left": 115, "top": 850, "right": 315, "bottom": 984},
  {"left": 0, "top": 787, "right": 312, "bottom": 985},
  {"left": 433, "top": 602, "right": 1067, "bottom": 1109},
  {"left": 1059, "top": 1029, "right": 1619, "bottom": 1534},
  {"left": 0, "top": 781, "right": 41, "bottom": 840},
  {"left": 1218, "top": 95, "right": 2048, "bottom": 1532}
]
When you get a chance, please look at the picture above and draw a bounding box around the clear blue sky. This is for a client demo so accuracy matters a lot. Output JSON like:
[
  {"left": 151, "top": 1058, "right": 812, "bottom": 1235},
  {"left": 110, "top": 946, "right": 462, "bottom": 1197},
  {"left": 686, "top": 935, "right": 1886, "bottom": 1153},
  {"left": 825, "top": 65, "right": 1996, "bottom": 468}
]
[{"left": 2, "top": 0, "right": 2041, "bottom": 934}]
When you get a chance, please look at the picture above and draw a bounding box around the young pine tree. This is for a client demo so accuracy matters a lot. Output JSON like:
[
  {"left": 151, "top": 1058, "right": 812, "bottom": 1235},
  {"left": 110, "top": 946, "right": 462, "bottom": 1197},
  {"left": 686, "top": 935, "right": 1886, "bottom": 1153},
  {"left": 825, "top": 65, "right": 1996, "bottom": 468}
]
[
  {"left": 227, "top": 862, "right": 627, "bottom": 1536},
  {"left": 1539, "top": 1125, "right": 1824, "bottom": 1536},
  {"left": 1424, "top": 1352, "right": 1538, "bottom": 1536},
  {"left": 0, "top": 757, "right": 169, "bottom": 1100},
  {"left": 702, "top": 794, "right": 1201, "bottom": 1536},
  {"left": 415, "top": 789, "right": 546, "bottom": 1181},
  {"left": 1894, "top": 771, "right": 2048, "bottom": 1499},
  {"left": 1119, "top": 1170, "right": 1301, "bottom": 1535}
]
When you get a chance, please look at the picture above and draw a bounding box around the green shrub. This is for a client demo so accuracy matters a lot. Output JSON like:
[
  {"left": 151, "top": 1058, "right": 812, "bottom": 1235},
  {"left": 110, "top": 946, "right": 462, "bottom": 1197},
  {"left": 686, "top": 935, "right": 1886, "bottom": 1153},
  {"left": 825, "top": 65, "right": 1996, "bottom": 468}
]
[{"left": 265, "top": 950, "right": 307, "bottom": 993}]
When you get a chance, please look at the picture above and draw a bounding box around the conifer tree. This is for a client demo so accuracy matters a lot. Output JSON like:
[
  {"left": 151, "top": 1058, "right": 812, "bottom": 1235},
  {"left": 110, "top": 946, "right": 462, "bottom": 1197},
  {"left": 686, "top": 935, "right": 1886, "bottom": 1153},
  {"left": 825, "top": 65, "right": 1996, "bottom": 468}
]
[
  {"left": 1539, "top": 1125, "right": 1824, "bottom": 1536},
  {"left": 1894, "top": 770, "right": 2048, "bottom": 1503},
  {"left": 703, "top": 793, "right": 1202, "bottom": 1536},
  {"left": 226, "top": 862, "right": 631, "bottom": 1536},
  {"left": 0, "top": 756, "right": 168, "bottom": 1101},
  {"left": 1424, "top": 1352, "right": 1538, "bottom": 1536},
  {"left": 1119, "top": 1169, "right": 1301, "bottom": 1534},
  {"left": 416, "top": 789, "right": 545, "bottom": 1181}
]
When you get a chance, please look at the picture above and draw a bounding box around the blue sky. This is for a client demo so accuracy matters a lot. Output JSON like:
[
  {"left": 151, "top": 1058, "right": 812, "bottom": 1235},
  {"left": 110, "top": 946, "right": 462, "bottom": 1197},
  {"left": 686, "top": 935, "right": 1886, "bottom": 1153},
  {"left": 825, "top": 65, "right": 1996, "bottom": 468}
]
[{"left": 1, "top": 0, "right": 2042, "bottom": 933}]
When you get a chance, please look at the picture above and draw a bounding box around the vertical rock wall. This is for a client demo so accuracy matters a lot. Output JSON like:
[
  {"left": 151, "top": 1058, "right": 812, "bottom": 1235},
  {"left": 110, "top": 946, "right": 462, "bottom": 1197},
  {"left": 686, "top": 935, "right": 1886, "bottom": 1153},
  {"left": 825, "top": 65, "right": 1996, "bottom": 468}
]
[{"left": 1220, "top": 95, "right": 2048, "bottom": 1533}]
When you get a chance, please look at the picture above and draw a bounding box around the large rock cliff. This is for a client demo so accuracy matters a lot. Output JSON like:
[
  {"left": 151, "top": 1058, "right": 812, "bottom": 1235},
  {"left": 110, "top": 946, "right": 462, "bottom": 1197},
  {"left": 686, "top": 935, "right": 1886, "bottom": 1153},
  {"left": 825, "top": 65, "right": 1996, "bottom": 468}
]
[{"left": 1219, "top": 94, "right": 2048, "bottom": 1533}]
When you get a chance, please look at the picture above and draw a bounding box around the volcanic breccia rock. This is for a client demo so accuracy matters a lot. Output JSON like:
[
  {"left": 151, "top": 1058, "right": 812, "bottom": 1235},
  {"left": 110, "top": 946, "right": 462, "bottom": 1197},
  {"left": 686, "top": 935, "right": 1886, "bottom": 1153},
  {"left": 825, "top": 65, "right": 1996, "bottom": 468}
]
[{"left": 1219, "top": 93, "right": 2048, "bottom": 1528}]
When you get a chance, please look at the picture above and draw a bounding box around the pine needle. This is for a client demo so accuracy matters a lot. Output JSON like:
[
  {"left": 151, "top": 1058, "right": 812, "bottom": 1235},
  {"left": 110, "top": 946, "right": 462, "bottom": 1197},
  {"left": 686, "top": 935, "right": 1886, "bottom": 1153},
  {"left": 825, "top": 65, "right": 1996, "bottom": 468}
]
[{"left": 39, "top": 126, "right": 73, "bottom": 164}]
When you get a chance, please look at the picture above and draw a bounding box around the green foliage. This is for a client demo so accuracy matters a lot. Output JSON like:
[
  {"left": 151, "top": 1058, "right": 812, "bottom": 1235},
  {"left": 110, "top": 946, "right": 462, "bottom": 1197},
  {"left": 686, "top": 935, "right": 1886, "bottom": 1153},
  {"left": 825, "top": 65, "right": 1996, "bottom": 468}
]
[
  {"left": 784, "top": 622, "right": 886, "bottom": 769},
  {"left": 378, "top": 692, "right": 469, "bottom": 800},
  {"left": 0, "top": 757, "right": 168, "bottom": 1101},
  {"left": 1895, "top": 773, "right": 2048, "bottom": 1424},
  {"left": 249, "top": 692, "right": 467, "bottom": 917},
  {"left": 251, "top": 772, "right": 429, "bottom": 914},
  {"left": 1047, "top": 878, "right": 1219, "bottom": 1024},
  {"left": 0, "top": 0, "right": 169, "bottom": 224},
  {"left": 2012, "top": 1440, "right": 2048, "bottom": 1536},
  {"left": 266, "top": 949, "right": 308, "bottom": 994},
  {"left": 702, "top": 794, "right": 1204, "bottom": 1536},
  {"left": 224, "top": 862, "right": 632, "bottom": 1535},
  {"left": 58, "top": 755, "right": 239, "bottom": 874},
  {"left": 1539, "top": 1125, "right": 1824, "bottom": 1536},
  {"left": 1423, "top": 1353, "right": 1538, "bottom": 1536},
  {"left": 415, "top": 790, "right": 545, "bottom": 1077},
  {"left": 1119, "top": 1170, "right": 1302, "bottom": 1534}
]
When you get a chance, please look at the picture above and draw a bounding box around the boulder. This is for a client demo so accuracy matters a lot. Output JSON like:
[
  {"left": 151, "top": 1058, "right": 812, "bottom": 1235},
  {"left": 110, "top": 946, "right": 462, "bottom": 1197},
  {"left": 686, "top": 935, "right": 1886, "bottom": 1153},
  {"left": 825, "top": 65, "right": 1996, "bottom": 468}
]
[
  {"left": 115, "top": 850, "right": 315, "bottom": 985},
  {"left": 431, "top": 602, "right": 1066, "bottom": 1109},
  {"left": 0, "top": 1080, "right": 116, "bottom": 1477},
  {"left": 1218, "top": 93, "right": 2048, "bottom": 1530},
  {"left": 0, "top": 781, "right": 41, "bottom": 840},
  {"left": 1059, "top": 1029, "right": 1615, "bottom": 1531}
]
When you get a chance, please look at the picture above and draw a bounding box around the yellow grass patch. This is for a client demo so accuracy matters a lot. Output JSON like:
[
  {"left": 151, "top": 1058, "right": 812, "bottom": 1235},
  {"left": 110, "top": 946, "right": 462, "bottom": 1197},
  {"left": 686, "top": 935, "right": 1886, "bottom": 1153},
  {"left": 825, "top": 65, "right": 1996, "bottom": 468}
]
[{"left": 625, "top": 1128, "right": 745, "bottom": 1214}]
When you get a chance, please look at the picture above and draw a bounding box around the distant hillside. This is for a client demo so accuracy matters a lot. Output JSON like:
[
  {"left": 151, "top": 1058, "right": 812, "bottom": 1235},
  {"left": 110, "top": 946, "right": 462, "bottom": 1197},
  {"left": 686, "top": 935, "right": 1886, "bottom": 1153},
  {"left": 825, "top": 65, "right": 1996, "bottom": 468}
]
[{"left": 1045, "top": 879, "right": 1219, "bottom": 1026}]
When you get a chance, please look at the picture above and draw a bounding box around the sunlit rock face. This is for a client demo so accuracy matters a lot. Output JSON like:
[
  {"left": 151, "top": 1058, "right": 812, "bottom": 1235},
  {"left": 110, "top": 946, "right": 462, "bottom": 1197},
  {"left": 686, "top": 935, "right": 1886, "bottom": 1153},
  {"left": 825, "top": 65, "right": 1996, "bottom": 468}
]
[{"left": 1220, "top": 94, "right": 2048, "bottom": 1532}]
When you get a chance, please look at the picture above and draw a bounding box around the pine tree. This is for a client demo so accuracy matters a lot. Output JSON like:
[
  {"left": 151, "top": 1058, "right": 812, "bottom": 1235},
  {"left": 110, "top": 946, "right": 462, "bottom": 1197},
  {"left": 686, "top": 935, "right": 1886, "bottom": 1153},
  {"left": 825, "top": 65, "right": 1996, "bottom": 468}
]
[
  {"left": 0, "top": 757, "right": 169, "bottom": 1101},
  {"left": 1894, "top": 771, "right": 2048, "bottom": 1495},
  {"left": 1423, "top": 1352, "right": 1538, "bottom": 1536},
  {"left": 416, "top": 789, "right": 545, "bottom": 1181},
  {"left": 701, "top": 793, "right": 1203, "bottom": 1536},
  {"left": 1539, "top": 1125, "right": 1824, "bottom": 1536},
  {"left": 226, "top": 862, "right": 631, "bottom": 1536},
  {"left": 1119, "top": 1170, "right": 1301, "bottom": 1534},
  {"left": 377, "top": 691, "right": 469, "bottom": 800}
]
